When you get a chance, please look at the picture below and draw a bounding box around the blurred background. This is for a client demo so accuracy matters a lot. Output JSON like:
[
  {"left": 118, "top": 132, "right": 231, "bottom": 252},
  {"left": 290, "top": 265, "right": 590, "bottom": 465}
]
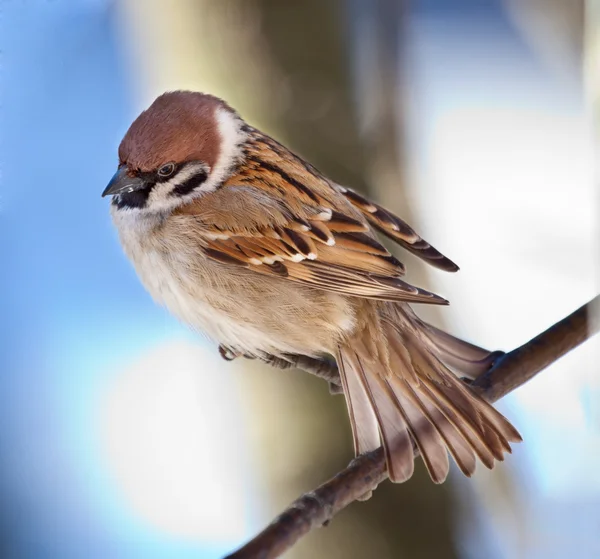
[{"left": 1, "top": 0, "right": 599, "bottom": 557}]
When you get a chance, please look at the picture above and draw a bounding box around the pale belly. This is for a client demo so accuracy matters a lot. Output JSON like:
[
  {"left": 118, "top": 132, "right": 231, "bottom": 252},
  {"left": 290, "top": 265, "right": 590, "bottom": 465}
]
[{"left": 124, "top": 240, "right": 355, "bottom": 358}]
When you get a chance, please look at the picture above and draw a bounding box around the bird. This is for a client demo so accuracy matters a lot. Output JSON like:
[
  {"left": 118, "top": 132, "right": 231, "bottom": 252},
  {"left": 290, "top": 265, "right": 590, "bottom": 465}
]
[{"left": 103, "top": 90, "right": 521, "bottom": 484}]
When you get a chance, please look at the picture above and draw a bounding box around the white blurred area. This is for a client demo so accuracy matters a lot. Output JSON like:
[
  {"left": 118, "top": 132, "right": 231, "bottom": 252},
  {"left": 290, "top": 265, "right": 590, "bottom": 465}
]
[{"left": 99, "top": 339, "right": 252, "bottom": 542}]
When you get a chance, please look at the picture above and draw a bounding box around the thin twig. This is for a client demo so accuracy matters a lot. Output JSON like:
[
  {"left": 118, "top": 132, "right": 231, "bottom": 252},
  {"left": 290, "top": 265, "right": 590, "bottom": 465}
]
[{"left": 225, "top": 295, "right": 600, "bottom": 559}]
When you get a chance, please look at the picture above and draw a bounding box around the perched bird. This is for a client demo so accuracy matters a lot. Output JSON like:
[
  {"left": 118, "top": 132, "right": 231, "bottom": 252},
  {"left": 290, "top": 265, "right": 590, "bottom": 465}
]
[{"left": 103, "top": 91, "right": 521, "bottom": 483}]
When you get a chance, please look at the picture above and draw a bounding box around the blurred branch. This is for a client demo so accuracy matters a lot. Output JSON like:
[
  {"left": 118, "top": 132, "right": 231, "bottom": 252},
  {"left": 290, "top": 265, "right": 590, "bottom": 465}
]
[
  {"left": 503, "top": 0, "right": 583, "bottom": 77},
  {"left": 226, "top": 295, "right": 600, "bottom": 559}
]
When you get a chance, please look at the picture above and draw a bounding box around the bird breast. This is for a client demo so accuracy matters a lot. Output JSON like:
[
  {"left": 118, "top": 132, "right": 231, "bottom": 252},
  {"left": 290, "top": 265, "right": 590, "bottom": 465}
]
[{"left": 111, "top": 210, "right": 356, "bottom": 358}]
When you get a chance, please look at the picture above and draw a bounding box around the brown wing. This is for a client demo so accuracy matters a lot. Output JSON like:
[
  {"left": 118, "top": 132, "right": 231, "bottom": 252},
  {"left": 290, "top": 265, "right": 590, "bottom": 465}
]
[
  {"left": 331, "top": 183, "right": 459, "bottom": 272},
  {"left": 173, "top": 128, "right": 452, "bottom": 304}
]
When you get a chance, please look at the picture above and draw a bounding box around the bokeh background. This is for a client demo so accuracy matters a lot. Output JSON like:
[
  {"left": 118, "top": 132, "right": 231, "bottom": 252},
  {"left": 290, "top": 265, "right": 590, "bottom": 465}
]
[{"left": 2, "top": 0, "right": 599, "bottom": 557}]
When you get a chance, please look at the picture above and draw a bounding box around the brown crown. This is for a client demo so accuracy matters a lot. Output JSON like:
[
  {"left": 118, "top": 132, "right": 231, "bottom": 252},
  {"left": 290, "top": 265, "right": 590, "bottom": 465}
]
[{"left": 119, "top": 91, "right": 234, "bottom": 172}]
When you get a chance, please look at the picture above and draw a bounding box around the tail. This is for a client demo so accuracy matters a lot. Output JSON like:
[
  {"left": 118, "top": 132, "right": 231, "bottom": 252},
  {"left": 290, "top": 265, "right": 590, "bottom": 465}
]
[{"left": 336, "top": 306, "right": 521, "bottom": 483}]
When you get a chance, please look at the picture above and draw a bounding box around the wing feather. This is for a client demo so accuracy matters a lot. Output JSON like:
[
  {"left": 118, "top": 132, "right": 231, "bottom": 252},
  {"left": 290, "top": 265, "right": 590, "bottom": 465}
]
[
  {"left": 332, "top": 184, "right": 459, "bottom": 272},
  {"left": 173, "top": 128, "right": 455, "bottom": 304}
]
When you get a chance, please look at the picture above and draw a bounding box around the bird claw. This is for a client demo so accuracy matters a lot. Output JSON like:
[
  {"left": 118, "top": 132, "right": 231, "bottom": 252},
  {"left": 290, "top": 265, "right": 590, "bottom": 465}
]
[
  {"left": 461, "top": 350, "right": 506, "bottom": 385},
  {"left": 486, "top": 350, "right": 508, "bottom": 371},
  {"left": 329, "top": 381, "right": 344, "bottom": 395},
  {"left": 218, "top": 345, "right": 240, "bottom": 361},
  {"left": 356, "top": 490, "right": 373, "bottom": 502}
]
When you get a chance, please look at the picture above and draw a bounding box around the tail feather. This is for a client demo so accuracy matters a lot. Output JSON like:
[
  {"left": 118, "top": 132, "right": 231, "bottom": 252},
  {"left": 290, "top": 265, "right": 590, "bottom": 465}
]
[
  {"left": 418, "top": 376, "right": 506, "bottom": 461},
  {"left": 403, "top": 339, "right": 505, "bottom": 465},
  {"left": 425, "top": 352, "right": 521, "bottom": 450},
  {"left": 335, "top": 305, "right": 521, "bottom": 484},
  {"left": 468, "top": 391, "right": 523, "bottom": 444},
  {"left": 418, "top": 380, "right": 497, "bottom": 468},
  {"left": 385, "top": 377, "right": 450, "bottom": 483},
  {"left": 410, "top": 311, "right": 500, "bottom": 379},
  {"left": 346, "top": 345, "right": 415, "bottom": 482},
  {"left": 393, "top": 376, "right": 477, "bottom": 478},
  {"left": 337, "top": 350, "right": 380, "bottom": 455}
]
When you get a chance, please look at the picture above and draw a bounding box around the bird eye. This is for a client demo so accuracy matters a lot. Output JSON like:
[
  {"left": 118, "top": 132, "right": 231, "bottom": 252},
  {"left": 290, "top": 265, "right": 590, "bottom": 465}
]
[{"left": 158, "top": 163, "right": 176, "bottom": 177}]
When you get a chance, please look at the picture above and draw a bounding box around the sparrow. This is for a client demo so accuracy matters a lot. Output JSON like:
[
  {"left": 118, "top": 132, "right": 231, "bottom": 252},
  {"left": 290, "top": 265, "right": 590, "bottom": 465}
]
[{"left": 103, "top": 91, "right": 521, "bottom": 484}]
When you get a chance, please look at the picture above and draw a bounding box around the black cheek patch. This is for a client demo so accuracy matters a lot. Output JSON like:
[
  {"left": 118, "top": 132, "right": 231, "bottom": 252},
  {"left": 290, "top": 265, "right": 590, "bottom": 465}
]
[
  {"left": 113, "top": 184, "right": 154, "bottom": 209},
  {"left": 171, "top": 169, "right": 208, "bottom": 197}
]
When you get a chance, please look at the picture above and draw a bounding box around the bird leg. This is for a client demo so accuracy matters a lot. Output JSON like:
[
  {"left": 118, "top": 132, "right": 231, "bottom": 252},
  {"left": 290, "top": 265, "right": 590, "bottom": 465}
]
[
  {"left": 271, "top": 354, "right": 343, "bottom": 394},
  {"left": 218, "top": 345, "right": 343, "bottom": 394},
  {"left": 460, "top": 350, "right": 506, "bottom": 384}
]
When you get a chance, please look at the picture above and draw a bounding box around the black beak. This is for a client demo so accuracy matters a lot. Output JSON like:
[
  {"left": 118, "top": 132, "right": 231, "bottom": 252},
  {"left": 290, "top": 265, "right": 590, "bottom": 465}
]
[{"left": 102, "top": 167, "right": 147, "bottom": 197}]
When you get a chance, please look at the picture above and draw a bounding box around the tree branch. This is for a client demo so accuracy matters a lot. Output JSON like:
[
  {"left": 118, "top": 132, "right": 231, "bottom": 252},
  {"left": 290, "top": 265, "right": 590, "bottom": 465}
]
[{"left": 225, "top": 295, "right": 600, "bottom": 559}]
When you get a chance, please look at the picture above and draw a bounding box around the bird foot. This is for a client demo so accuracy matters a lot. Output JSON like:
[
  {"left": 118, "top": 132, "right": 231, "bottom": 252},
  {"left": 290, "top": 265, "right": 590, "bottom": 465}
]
[
  {"left": 218, "top": 345, "right": 242, "bottom": 361},
  {"left": 329, "top": 381, "right": 344, "bottom": 395},
  {"left": 461, "top": 350, "right": 506, "bottom": 385}
]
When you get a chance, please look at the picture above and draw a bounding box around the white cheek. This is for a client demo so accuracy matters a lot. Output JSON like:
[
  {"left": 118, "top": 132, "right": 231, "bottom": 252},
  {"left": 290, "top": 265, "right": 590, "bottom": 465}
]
[
  {"left": 146, "top": 107, "right": 247, "bottom": 211},
  {"left": 145, "top": 163, "right": 210, "bottom": 213}
]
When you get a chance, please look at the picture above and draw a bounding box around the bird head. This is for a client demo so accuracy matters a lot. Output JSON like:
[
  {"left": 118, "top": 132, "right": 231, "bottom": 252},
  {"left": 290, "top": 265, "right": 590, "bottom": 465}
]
[{"left": 103, "top": 91, "right": 247, "bottom": 213}]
